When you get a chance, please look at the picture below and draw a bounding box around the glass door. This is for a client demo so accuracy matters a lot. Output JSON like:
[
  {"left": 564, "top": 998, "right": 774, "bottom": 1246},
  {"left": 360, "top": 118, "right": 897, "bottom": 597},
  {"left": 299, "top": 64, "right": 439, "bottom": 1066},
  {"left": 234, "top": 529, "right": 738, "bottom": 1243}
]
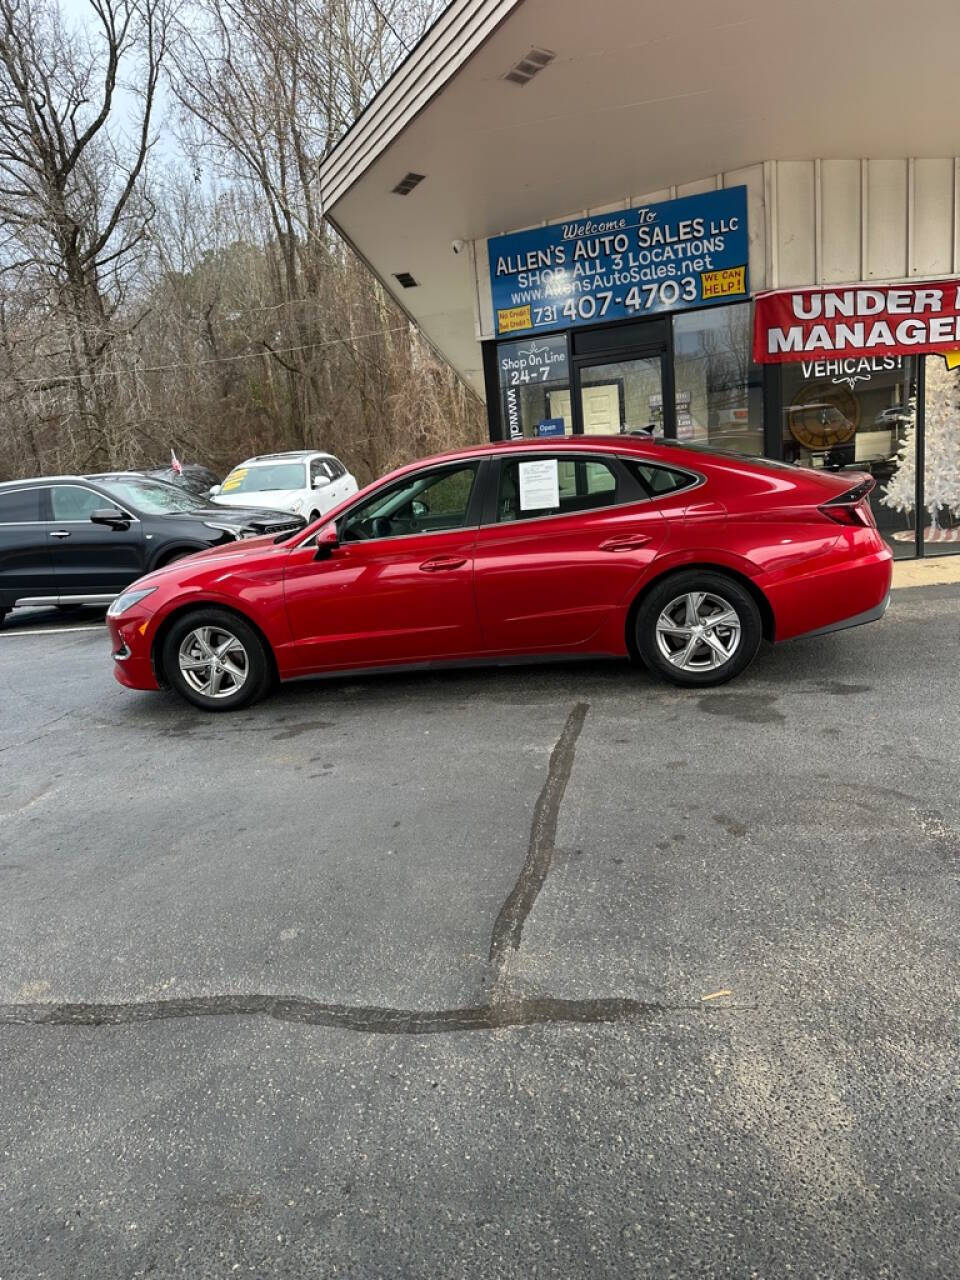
[{"left": 574, "top": 354, "right": 669, "bottom": 437}]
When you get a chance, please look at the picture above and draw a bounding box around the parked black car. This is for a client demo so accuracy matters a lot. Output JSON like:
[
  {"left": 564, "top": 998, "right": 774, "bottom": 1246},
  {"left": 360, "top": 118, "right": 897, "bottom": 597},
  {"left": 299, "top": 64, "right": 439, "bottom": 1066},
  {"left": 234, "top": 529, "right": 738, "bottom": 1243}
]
[{"left": 0, "top": 472, "right": 304, "bottom": 626}]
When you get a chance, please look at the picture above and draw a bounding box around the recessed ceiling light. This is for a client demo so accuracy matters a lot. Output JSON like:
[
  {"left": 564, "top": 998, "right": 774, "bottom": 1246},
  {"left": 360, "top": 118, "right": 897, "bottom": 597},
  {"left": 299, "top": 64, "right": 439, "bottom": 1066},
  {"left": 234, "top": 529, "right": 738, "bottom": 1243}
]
[
  {"left": 394, "top": 272, "right": 419, "bottom": 288},
  {"left": 392, "top": 172, "right": 426, "bottom": 195},
  {"left": 503, "top": 48, "right": 555, "bottom": 86}
]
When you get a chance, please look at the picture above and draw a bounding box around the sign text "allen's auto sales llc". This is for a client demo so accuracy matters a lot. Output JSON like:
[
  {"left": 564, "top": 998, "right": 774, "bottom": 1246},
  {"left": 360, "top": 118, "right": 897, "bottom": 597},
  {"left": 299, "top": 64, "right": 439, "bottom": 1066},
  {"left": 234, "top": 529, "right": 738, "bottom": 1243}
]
[{"left": 489, "top": 187, "right": 750, "bottom": 337}]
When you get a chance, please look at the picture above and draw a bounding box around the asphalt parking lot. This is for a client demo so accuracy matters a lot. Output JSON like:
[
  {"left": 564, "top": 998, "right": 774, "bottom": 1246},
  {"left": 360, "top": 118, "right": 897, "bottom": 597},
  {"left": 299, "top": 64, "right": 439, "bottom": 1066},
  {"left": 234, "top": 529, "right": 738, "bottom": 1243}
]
[{"left": 1, "top": 588, "right": 958, "bottom": 1279}]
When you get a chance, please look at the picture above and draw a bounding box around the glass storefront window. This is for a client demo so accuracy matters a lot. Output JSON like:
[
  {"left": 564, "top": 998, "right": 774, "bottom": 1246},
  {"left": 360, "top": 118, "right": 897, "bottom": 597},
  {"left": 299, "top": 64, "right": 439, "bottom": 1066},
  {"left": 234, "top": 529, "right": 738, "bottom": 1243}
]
[
  {"left": 673, "top": 303, "right": 763, "bottom": 454},
  {"left": 916, "top": 356, "right": 960, "bottom": 554},
  {"left": 579, "top": 357, "right": 663, "bottom": 435},
  {"left": 497, "top": 334, "right": 570, "bottom": 438},
  {"left": 780, "top": 355, "right": 916, "bottom": 557}
]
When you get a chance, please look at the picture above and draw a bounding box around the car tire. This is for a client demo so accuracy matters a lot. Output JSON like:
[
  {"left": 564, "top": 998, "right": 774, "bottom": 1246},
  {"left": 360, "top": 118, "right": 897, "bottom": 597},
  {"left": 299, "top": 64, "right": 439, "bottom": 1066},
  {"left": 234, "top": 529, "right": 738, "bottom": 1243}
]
[
  {"left": 635, "top": 571, "right": 762, "bottom": 688},
  {"left": 0, "top": 608, "right": 7, "bottom": 629},
  {"left": 309, "top": 510, "right": 320, "bottom": 523},
  {"left": 161, "top": 608, "right": 272, "bottom": 712}
]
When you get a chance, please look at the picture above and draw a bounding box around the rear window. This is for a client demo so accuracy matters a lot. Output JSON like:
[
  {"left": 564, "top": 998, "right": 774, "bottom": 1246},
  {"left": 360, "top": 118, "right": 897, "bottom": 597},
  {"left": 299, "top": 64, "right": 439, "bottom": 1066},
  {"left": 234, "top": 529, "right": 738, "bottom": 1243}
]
[
  {"left": 623, "top": 461, "right": 699, "bottom": 497},
  {"left": 0, "top": 487, "right": 41, "bottom": 521}
]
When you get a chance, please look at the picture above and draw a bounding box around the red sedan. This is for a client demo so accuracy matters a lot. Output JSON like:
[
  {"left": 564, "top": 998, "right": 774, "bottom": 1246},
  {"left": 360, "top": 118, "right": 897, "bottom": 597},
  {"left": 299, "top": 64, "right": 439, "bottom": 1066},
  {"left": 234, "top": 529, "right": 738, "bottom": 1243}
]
[{"left": 105, "top": 438, "right": 892, "bottom": 711}]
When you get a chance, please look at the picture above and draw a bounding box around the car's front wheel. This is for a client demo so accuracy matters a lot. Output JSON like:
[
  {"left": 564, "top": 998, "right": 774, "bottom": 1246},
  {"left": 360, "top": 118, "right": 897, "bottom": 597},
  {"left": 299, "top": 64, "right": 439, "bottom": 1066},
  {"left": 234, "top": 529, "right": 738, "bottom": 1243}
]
[
  {"left": 635, "top": 571, "right": 762, "bottom": 687},
  {"left": 161, "top": 609, "right": 272, "bottom": 711}
]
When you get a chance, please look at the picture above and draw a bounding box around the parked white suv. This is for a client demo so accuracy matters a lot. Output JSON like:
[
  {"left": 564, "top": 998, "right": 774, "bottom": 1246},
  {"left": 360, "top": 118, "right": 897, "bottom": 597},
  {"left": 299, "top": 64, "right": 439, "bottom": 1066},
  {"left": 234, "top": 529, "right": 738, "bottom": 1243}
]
[{"left": 211, "top": 451, "right": 357, "bottom": 521}]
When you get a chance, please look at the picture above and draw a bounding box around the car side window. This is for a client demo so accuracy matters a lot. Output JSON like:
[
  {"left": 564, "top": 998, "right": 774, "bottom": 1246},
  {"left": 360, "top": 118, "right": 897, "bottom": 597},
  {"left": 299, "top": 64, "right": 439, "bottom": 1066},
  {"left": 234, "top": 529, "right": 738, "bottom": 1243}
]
[
  {"left": 497, "top": 457, "right": 619, "bottom": 523},
  {"left": 623, "top": 461, "right": 699, "bottom": 497},
  {"left": 50, "top": 485, "right": 107, "bottom": 521},
  {"left": 0, "top": 487, "right": 42, "bottom": 522},
  {"left": 339, "top": 463, "right": 480, "bottom": 542}
]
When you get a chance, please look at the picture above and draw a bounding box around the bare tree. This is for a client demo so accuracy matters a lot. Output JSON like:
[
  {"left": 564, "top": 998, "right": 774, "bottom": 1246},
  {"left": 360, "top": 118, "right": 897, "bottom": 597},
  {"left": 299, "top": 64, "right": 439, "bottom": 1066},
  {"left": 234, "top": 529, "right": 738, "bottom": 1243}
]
[{"left": 0, "top": 0, "right": 173, "bottom": 463}]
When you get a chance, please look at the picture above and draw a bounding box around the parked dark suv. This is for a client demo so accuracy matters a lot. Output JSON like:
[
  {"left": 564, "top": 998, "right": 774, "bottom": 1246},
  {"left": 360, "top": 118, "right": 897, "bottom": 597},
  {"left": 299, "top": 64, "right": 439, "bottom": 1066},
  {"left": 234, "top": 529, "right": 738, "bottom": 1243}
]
[{"left": 0, "top": 472, "right": 304, "bottom": 626}]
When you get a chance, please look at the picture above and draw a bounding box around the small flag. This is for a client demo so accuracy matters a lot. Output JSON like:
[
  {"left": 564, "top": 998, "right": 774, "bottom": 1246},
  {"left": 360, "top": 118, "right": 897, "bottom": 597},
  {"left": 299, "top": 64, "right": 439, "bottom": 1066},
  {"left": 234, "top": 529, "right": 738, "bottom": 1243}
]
[{"left": 170, "top": 448, "right": 183, "bottom": 476}]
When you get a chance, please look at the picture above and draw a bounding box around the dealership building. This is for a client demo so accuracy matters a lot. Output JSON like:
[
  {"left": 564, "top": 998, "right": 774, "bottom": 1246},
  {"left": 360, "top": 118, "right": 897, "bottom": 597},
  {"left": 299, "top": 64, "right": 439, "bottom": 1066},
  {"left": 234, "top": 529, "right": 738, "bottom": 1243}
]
[{"left": 319, "top": 0, "right": 960, "bottom": 558}]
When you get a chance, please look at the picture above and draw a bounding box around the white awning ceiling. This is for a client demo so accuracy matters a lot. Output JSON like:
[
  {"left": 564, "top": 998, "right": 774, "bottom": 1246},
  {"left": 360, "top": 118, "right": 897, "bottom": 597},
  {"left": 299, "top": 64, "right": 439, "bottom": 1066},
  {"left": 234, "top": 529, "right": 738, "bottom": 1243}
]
[{"left": 320, "top": 0, "right": 960, "bottom": 396}]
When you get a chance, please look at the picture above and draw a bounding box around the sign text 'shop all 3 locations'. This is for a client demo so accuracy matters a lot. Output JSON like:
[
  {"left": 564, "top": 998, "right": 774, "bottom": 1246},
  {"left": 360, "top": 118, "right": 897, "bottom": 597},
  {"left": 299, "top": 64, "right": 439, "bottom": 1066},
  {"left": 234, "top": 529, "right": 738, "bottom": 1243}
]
[{"left": 489, "top": 186, "right": 750, "bottom": 337}]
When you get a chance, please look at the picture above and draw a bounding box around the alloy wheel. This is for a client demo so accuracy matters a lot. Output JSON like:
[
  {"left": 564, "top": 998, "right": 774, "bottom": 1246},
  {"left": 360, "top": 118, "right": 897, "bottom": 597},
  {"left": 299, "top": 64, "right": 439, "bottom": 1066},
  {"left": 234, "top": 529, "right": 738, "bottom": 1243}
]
[
  {"left": 654, "top": 591, "right": 742, "bottom": 672},
  {"left": 177, "top": 625, "right": 250, "bottom": 698}
]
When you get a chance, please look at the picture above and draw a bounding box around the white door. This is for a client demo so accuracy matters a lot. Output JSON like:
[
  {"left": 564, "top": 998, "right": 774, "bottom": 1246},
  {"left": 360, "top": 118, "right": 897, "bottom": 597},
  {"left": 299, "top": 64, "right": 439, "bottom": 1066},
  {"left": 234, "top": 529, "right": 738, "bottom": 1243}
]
[{"left": 580, "top": 383, "right": 622, "bottom": 434}]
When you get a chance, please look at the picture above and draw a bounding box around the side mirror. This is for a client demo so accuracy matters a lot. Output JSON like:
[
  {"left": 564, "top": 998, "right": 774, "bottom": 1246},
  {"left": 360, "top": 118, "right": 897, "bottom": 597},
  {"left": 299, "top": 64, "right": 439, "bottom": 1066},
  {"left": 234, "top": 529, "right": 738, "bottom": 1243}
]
[
  {"left": 313, "top": 522, "right": 339, "bottom": 561},
  {"left": 90, "top": 508, "right": 130, "bottom": 529},
  {"left": 209, "top": 484, "right": 221, "bottom": 496},
  {"left": 311, "top": 474, "right": 331, "bottom": 489}
]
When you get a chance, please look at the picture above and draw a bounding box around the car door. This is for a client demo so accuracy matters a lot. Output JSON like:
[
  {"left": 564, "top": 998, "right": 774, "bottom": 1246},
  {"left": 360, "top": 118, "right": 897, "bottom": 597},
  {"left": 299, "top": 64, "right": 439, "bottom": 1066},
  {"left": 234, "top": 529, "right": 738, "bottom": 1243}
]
[
  {"left": 473, "top": 452, "right": 669, "bottom": 654},
  {"left": 47, "top": 483, "right": 145, "bottom": 597},
  {"left": 282, "top": 459, "right": 486, "bottom": 672},
  {"left": 0, "top": 486, "right": 57, "bottom": 604}
]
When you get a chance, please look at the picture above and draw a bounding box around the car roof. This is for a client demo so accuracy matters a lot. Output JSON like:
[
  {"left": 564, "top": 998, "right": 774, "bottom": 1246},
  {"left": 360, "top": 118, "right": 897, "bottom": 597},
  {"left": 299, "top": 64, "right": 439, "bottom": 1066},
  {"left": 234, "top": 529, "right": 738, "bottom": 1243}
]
[
  {"left": 238, "top": 451, "right": 333, "bottom": 464},
  {"left": 0, "top": 474, "right": 102, "bottom": 489}
]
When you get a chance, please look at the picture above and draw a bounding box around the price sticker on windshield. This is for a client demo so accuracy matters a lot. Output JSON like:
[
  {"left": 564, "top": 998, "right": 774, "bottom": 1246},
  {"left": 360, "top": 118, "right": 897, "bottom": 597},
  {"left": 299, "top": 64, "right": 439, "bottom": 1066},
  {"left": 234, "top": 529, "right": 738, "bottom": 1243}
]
[{"left": 222, "top": 469, "right": 247, "bottom": 492}]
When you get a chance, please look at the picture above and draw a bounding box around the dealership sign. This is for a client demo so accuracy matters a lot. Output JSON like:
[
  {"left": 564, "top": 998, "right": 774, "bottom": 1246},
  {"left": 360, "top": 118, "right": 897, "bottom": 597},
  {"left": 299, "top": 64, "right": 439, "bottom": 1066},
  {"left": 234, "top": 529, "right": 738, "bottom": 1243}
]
[
  {"left": 753, "top": 282, "right": 960, "bottom": 362},
  {"left": 489, "top": 187, "right": 749, "bottom": 337}
]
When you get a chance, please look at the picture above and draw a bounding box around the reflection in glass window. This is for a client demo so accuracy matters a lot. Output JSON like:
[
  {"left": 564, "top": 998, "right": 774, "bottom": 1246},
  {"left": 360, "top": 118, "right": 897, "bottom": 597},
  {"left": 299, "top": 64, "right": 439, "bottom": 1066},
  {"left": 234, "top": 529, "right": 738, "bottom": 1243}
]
[
  {"left": 781, "top": 356, "right": 916, "bottom": 558},
  {"left": 51, "top": 485, "right": 110, "bottom": 520},
  {"left": 497, "top": 335, "right": 570, "bottom": 438},
  {"left": 881, "top": 355, "right": 960, "bottom": 556},
  {"left": 673, "top": 303, "right": 763, "bottom": 454}
]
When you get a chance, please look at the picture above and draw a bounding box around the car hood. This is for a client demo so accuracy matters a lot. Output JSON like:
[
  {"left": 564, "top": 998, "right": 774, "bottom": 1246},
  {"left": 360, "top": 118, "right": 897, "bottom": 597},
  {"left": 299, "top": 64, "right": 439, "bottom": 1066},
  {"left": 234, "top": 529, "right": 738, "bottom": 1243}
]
[
  {"left": 167, "top": 504, "right": 303, "bottom": 532},
  {"left": 212, "top": 490, "right": 302, "bottom": 512},
  {"left": 137, "top": 530, "right": 294, "bottom": 587}
]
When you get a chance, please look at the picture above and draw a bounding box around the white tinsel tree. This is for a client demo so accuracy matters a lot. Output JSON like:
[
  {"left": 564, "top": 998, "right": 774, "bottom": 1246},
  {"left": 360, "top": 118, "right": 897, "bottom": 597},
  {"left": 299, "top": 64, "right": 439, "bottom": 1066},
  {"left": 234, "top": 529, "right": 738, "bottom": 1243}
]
[{"left": 882, "top": 357, "right": 960, "bottom": 532}]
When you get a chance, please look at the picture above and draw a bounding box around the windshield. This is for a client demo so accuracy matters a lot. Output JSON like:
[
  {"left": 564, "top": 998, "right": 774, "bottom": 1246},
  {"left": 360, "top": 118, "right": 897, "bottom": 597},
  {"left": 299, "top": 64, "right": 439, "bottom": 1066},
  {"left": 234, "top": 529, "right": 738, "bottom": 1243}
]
[
  {"left": 96, "top": 476, "right": 214, "bottom": 514},
  {"left": 221, "top": 463, "right": 305, "bottom": 493}
]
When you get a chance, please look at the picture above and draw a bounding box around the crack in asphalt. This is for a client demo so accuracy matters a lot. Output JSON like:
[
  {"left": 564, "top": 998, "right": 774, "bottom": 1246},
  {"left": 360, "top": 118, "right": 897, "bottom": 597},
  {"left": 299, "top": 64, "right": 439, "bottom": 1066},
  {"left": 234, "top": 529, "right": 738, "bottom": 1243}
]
[
  {"left": 488, "top": 702, "right": 588, "bottom": 980},
  {"left": 0, "top": 700, "right": 695, "bottom": 1038},
  {"left": 0, "top": 995, "right": 686, "bottom": 1034}
]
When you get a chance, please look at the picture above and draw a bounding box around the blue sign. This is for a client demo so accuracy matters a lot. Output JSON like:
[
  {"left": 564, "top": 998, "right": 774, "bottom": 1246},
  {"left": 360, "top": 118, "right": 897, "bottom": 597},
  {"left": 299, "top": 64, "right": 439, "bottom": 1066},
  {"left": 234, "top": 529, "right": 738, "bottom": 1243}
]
[
  {"left": 489, "top": 186, "right": 749, "bottom": 337},
  {"left": 537, "top": 418, "right": 565, "bottom": 437}
]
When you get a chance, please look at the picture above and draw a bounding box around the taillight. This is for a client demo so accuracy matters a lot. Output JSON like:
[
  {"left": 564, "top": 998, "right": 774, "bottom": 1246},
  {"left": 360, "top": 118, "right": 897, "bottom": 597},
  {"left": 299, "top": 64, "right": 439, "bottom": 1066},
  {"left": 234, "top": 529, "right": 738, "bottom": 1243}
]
[{"left": 818, "top": 477, "right": 876, "bottom": 527}]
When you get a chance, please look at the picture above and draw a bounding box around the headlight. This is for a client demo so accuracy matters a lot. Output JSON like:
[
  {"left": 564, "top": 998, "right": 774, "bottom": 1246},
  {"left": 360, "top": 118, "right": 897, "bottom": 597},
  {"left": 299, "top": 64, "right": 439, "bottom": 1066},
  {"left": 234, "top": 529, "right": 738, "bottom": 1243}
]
[
  {"left": 203, "top": 521, "right": 239, "bottom": 538},
  {"left": 108, "top": 586, "right": 158, "bottom": 617}
]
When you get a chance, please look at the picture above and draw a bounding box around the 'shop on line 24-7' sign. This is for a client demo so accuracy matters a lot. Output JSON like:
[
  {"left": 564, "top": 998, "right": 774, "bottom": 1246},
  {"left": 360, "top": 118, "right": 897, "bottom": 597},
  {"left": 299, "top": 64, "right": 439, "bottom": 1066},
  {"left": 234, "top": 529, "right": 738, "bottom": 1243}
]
[{"left": 488, "top": 186, "right": 749, "bottom": 338}]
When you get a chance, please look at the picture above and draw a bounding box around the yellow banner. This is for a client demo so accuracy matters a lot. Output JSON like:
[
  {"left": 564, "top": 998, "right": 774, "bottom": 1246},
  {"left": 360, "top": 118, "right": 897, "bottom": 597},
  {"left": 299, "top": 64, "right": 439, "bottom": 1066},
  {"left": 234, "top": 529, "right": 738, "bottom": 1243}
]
[
  {"left": 944, "top": 351, "right": 960, "bottom": 370},
  {"left": 497, "top": 305, "right": 533, "bottom": 334},
  {"left": 700, "top": 266, "right": 747, "bottom": 300}
]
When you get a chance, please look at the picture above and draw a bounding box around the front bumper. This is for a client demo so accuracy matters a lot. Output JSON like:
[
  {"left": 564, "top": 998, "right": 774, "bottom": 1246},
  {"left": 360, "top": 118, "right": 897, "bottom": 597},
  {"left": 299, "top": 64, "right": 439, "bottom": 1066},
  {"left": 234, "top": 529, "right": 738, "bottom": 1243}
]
[{"left": 107, "top": 614, "right": 160, "bottom": 691}]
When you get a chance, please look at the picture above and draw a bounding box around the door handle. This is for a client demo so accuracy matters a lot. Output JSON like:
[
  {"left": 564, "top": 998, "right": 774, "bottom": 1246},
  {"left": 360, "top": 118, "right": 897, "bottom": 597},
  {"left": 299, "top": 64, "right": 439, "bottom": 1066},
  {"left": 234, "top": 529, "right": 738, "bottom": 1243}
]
[
  {"left": 599, "top": 534, "right": 652, "bottom": 552},
  {"left": 49, "top": 530, "right": 71, "bottom": 538},
  {"left": 419, "top": 556, "right": 468, "bottom": 572}
]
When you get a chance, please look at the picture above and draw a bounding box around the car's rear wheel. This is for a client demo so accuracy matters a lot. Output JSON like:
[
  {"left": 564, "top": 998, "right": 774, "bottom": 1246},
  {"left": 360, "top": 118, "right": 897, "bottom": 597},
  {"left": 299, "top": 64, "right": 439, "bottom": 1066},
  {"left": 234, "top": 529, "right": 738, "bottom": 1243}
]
[
  {"left": 635, "top": 571, "right": 762, "bottom": 687},
  {"left": 161, "top": 609, "right": 272, "bottom": 711}
]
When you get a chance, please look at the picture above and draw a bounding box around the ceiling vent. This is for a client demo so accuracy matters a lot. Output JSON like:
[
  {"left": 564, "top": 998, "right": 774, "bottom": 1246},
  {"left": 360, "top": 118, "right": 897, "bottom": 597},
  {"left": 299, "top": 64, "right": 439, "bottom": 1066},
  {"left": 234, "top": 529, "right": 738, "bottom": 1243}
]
[
  {"left": 392, "top": 172, "right": 425, "bottom": 195},
  {"left": 503, "top": 48, "right": 555, "bottom": 86},
  {"left": 394, "top": 272, "right": 419, "bottom": 289}
]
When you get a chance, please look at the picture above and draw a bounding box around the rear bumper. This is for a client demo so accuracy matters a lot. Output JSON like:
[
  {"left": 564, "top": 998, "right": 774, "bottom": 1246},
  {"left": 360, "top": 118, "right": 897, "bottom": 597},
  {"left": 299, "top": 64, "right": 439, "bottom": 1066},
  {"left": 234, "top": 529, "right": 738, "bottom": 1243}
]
[
  {"left": 787, "top": 590, "right": 890, "bottom": 642},
  {"left": 767, "top": 534, "right": 893, "bottom": 643}
]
